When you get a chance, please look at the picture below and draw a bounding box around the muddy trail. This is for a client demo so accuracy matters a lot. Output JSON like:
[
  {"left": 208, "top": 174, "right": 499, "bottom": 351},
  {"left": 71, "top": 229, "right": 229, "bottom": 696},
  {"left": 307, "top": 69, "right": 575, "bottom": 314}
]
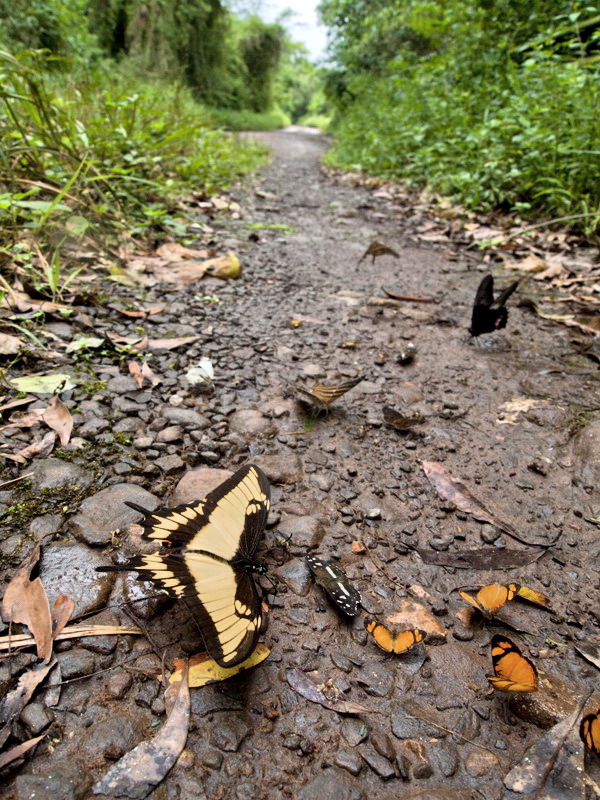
[{"left": 1, "top": 128, "right": 600, "bottom": 800}]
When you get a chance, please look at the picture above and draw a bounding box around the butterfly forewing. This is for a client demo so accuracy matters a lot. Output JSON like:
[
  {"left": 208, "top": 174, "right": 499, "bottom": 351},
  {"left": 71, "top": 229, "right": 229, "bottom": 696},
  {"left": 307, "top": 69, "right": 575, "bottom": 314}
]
[
  {"left": 306, "top": 554, "right": 361, "bottom": 615},
  {"left": 383, "top": 405, "right": 423, "bottom": 430},
  {"left": 460, "top": 583, "right": 520, "bottom": 617},
  {"left": 486, "top": 634, "right": 538, "bottom": 692},
  {"left": 580, "top": 709, "right": 600, "bottom": 753},
  {"left": 287, "top": 376, "right": 363, "bottom": 410},
  {"left": 98, "top": 464, "right": 270, "bottom": 668}
]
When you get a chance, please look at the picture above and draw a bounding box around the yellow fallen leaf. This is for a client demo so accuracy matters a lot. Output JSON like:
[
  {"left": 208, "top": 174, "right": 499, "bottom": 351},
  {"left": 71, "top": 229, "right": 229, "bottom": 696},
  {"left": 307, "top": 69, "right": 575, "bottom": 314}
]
[
  {"left": 517, "top": 585, "right": 552, "bottom": 609},
  {"left": 166, "top": 644, "right": 270, "bottom": 686},
  {"left": 204, "top": 251, "right": 241, "bottom": 279},
  {"left": 290, "top": 319, "right": 302, "bottom": 328},
  {"left": 496, "top": 396, "right": 543, "bottom": 424}
]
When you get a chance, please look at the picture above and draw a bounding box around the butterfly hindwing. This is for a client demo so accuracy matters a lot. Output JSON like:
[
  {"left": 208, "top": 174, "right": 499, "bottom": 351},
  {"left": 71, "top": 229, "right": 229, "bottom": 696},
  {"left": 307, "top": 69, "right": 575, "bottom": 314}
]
[
  {"left": 365, "top": 620, "right": 425, "bottom": 654},
  {"left": 98, "top": 464, "right": 270, "bottom": 668},
  {"left": 470, "top": 275, "right": 519, "bottom": 336},
  {"left": 580, "top": 709, "right": 600, "bottom": 754},
  {"left": 459, "top": 583, "right": 520, "bottom": 618},
  {"left": 486, "top": 634, "right": 538, "bottom": 693},
  {"left": 286, "top": 376, "right": 362, "bottom": 411},
  {"left": 306, "top": 554, "right": 361, "bottom": 616}
]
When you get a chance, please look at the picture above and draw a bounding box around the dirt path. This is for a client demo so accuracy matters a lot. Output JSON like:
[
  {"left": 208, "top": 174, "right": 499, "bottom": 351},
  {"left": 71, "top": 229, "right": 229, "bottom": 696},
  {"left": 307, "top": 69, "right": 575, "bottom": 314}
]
[{"left": 3, "top": 128, "right": 600, "bottom": 799}]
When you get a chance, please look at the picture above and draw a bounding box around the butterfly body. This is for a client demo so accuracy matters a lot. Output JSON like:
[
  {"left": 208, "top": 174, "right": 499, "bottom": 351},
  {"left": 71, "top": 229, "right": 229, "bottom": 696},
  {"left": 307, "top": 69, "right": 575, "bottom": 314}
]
[
  {"left": 306, "top": 554, "right": 361, "bottom": 616},
  {"left": 97, "top": 464, "right": 270, "bottom": 668},
  {"left": 486, "top": 634, "right": 538, "bottom": 693},
  {"left": 460, "top": 583, "right": 520, "bottom": 618},
  {"left": 365, "top": 620, "right": 425, "bottom": 655},
  {"left": 359, "top": 241, "right": 399, "bottom": 264},
  {"left": 469, "top": 275, "right": 519, "bottom": 337}
]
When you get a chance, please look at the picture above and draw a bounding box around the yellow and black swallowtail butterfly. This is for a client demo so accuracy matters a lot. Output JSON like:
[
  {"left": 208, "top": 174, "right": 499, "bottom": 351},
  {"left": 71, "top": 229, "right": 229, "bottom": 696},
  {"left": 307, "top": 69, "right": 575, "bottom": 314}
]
[
  {"left": 486, "top": 634, "right": 538, "bottom": 693},
  {"left": 459, "top": 583, "right": 520, "bottom": 619},
  {"left": 365, "top": 620, "right": 425, "bottom": 655},
  {"left": 97, "top": 464, "right": 270, "bottom": 668}
]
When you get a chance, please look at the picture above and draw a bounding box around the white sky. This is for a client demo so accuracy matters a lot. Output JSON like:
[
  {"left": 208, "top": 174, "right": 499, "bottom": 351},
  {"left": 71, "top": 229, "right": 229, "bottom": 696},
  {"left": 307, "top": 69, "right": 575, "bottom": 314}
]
[{"left": 259, "top": 0, "right": 329, "bottom": 61}]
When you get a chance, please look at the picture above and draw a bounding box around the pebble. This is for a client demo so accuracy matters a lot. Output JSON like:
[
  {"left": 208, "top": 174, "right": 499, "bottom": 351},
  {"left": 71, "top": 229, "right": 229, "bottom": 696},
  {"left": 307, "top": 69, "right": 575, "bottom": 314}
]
[
  {"left": 391, "top": 713, "right": 440, "bottom": 740},
  {"left": 334, "top": 750, "right": 363, "bottom": 776},
  {"left": 162, "top": 406, "right": 210, "bottom": 429},
  {"left": 155, "top": 425, "right": 183, "bottom": 442},
  {"left": 56, "top": 648, "right": 96, "bottom": 679},
  {"left": 154, "top": 454, "right": 185, "bottom": 473},
  {"left": 15, "top": 764, "right": 88, "bottom": 800},
  {"left": 430, "top": 741, "right": 460, "bottom": 777},
  {"left": 209, "top": 715, "right": 250, "bottom": 752},
  {"left": 170, "top": 466, "right": 233, "bottom": 505},
  {"left": 277, "top": 515, "right": 324, "bottom": 548},
  {"left": 355, "top": 662, "right": 394, "bottom": 698},
  {"left": 275, "top": 559, "right": 312, "bottom": 595},
  {"left": 464, "top": 749, "right": 500, "bottom": 777},
  {"left": 358, "top": 744, "right": 396, "bottom": 779},
  {"left": 40, "top": 543, "right": 114, "bottom": 617},
  {"left": 297, "top": 768, "right": 365, "bottom": 800},
  {"left": 19, "top": 702, "right": 54, "bottom": 736},
  {"left": 81, "top": 713, "right": 142, "bottom": 763},
  {"left": 229, "top": 409, "right": 275, "bottom": 436},
  {"left": 68, "top": 483, "right": 159, "bottom": 546},
  {"left": 29, "top": 458, "right": 94, "bottom": 491},
  {"left": 252, "top": 453, "right": 303, "bottom": 484},
  {"left": 341, "top": 718, "right": 369, "bottom": 746},
  {"left": 480, "top": 524, "right": 501, "bottom": 544},
  {"left": 201, "top": 749, "right": 224, "bottom": 769},
  {"left": 106, "top": 670, "right": 133, "bottom": 699}
]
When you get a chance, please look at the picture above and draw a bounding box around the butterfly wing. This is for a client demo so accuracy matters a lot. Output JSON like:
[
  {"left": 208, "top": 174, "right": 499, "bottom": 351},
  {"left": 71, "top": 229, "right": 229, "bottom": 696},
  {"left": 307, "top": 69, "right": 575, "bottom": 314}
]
[
  {"left": 460, "top": 584, "right": 519, "bottom": 617},
  {"left": 365, "top": 621, "right": 425, "bottom": 654},
  {"left": 98, "top": 464, "right": 271, "bottom": 667},
  {"left": 470, "top": 275, "right": 496, "bottom": 336},
  {"left": 459, "top": 590, "right": 484, "bottom": 614},
  {"left": 310, "top": 377, "right": 363, "bottom": 409},
  {"left": 306, "top": 554, "right": 361, "bottom": 615},
  {"left": 486, "top": 634, "right": 538, "bottom": 692},
  {"left": 495, "top": 280, "right": 519, "bottom": 308},
  {"left": 383, "top": 405, "right": 423, "bottom": 430},
  {"left": 580, "top": 709, "right": 600, "bottom": 754}
]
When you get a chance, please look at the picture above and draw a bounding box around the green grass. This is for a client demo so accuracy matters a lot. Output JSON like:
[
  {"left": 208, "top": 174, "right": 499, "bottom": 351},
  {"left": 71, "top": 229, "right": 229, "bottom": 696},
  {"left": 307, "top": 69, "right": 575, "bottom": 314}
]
[{"left": 206, "top": 106, "right": 290, "bottom": 131}]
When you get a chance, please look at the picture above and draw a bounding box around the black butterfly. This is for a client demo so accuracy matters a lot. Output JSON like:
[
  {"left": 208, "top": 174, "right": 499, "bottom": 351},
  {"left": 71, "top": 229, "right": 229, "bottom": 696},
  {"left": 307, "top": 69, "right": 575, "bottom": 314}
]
[
  {"left": 305, "top": 554, "right": 361, "bottom": 616},
  {"left": 469, "top": 275, "right": 519, "bottom": 337},
  {"left": 97, "top": 464, "right": 270, "bottom": 667},
  {"left": 383, "top": 405, "right": 423, "bottom": 431}
]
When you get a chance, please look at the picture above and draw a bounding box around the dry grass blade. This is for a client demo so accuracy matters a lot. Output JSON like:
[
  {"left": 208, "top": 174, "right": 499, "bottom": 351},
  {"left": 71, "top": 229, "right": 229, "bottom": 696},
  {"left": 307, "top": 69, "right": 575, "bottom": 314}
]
[
  {"left": 0, "top": 624, "right": 143, "bottom": 653},
  {"left": 92, "top": 663, "right": 190, "bottom": 798},
  {"left": 0, "top": 734, "right": 45, "bottom": 770},
  {"left": 1, "top": 546, "right": 53, "bottom": 662}
]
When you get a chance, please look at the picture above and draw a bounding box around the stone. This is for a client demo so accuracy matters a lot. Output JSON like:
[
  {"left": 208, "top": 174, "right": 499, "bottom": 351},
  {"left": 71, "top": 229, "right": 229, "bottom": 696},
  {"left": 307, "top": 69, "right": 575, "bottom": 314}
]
[
  {"left": 81, "top": 713, "right": 143, "bottom": 763},
  {"left": 571, "top": 420, "right": 600, "bottom": 498},
  {"left": 107, "top": 375, "right": 139, "bottom": 393},
  {"left": 298, "top": 767, "right": 365, "bottom": 800},
  {"left": 209, "top": 715, "right": 249, "bottom": 752},
  {"left": 155, "top": 425, "right": 183, "bottom": 443},
  {"left": 191, "top": 687, "right": 243, "bottom": 717},
  {"left": 171, "top": 467, "right": 233, "bottom": 505},
  {"left": 28, "top": 513, "right": 63, "bottom": 540},
  {"left": 162, "top": 406, "right": 210, "bottom": 429},
  {"left": 431, "top": 741, "right": 460, "bottom": 777},
  {"left": 19, "top": 701, "right": 54, "bottom": 735},
  {"left": 40, "top": 543, "right": 115, "bottom": 617},
  {"left": 464, "top": 749, "right": 500, "bottom": 778},
  {"left": 277, "top": 515, "right": 324, "bottom": 549},
  {"left": 275, "top": 558, "right": 312, "bottom": 595},
  {"left": 334, "top": 750, "right": 363, "bottom": 776},
  {"left": 154, "top": 454, "right": 185, "bottom": 474},
  {"left": 391, "top": 712, "right": 440, "bottom": 740},
  {"left": 358, "top": 743, "right": 396, "bottom": 779},
  {"left": 355, "top": 662, "right": 394, "bottom": 698},
  {"left": 29, "top": 458, "right": 94, "bottom": 491},
  {"left": 253, "top": 453, "right": 303, "bottom": 484},
  {"left": 68, "top": 484, "right": 159, "bottom": 546},
  {"left": 228, "top": 409, "right": 275, "bottom": 437},
  {"left": 56, "top": 648, "right": 95, "bottom": 679},
  {"left": 341, "top": 718, "right": 369, "bottom": 747},
  {"left": 106, "top": 670, "right": 133, "bottom": 699},
  {"left": 15, "top": 763, "right": 89, "bottom": 800}
]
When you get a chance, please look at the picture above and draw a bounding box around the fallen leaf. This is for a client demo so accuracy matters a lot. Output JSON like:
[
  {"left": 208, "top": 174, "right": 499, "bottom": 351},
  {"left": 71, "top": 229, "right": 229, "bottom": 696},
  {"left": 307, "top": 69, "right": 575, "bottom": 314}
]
[
  {"left": 0, "top": 623, "right": 143, "bottom": 653},
  {"left": 1, "top": 546, "right": 53, "bottom": 661},
  {"left": 0, "top": 396, "right": 36, "bottom": 414},
  {"left": 155, "top": 242, "right": 208, "bottom": 260},
  {"left": 422, "top": 461, "right": 552, "bottom": 548},
  {"left": 503, "top": 700, "right": 587, "bottom": 799},
  {"left": 517, "top": 585, "right": 552, "bottom": 610},
  {"left": 1, "top": 290, "right": 72, "bottom": 314},
  {"left": 497, "top": 396, "right": 543, "bottom": 424},
  {"left": 527, "top": 302, "right": 600, "bottom": 335},
  {"left": 129, "top": 361, "right": 144, "bottom": 388},
  {"left": 92, "top": 664, "right": 190, "bottom": 799},
  {"left": 1, "top": 430, "right": 56, "bottom": 463},
  {"left": 381, "top": 287, "right": 435, "bottom": 303},
  {"left": 51, "top": 595, "right": 75, "bottom": 639},
  {"left": 204, "top": 251, "right": 241, "bottom": 279},
  {"left": 507, "top": 253, "right": 548, "bottom": 273},
  {"left": 129, "top": 359, "right": 162, "bottom": 388},
  {"left": 0, "top": 661, "right": 54, "bottom": 748},
  {"left": 0, "top": 734, "right": 45, "bottom": 770},
  {"left": 110, "top": 335, "right": 199, "bottom": 352},
  {"left": 285, "top": 667, "right": 373, "bottom": 715},
  {"left": 65, "top": 336, "right": 105, "bottom": 354},
  {"left": 111, "top": 304, "right": 167, "bottom": 318},
  {"left": 0, "top": 332, "right": 24, "bottom": 355},
  {"left": 41, "top": 396, "right": 72, "bottom": 446},
  {"left": 0, "top": 407, "right": 45, "bottom": 432},
  {"left": 9, "top": 373, "right": 76, "bottom": 394},
  {"left": 414, "top": 547, "right": 547, "bottom": 570},
  {"left": 351, "top": 541, "right": 367, "bottom": 554},
  {"left": 575, "top": 642, "right": 600, "bottom": 671},
  {"left": 167, "top": 643, "right": 270, "bottom": 686}
]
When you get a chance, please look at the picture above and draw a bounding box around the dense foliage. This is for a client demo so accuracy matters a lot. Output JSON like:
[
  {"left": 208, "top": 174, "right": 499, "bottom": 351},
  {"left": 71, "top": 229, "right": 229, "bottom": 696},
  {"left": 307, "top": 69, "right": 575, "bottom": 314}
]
[{"left": 320, "top": 0, "right": 600, "bottom": 231}]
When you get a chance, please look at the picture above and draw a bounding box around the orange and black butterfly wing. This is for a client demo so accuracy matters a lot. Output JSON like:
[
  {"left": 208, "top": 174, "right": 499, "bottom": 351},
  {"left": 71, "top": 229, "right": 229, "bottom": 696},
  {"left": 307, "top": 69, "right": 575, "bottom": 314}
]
[
  {"left": 486, "top": 634, "right": 538, "bottom": 692},
  {"left": 460, "top": 583, "right": 519, "bottom": 618},
  {"left": 580, "top": 709, "right": 600, "bottom": 754},
  {"left": 365, "top": 620, "right": 425, "bottom": 654}
]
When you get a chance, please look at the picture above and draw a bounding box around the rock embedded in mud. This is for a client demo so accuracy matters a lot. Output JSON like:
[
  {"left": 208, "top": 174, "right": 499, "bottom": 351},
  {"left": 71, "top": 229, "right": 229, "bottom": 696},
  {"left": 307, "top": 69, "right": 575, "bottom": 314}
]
[
  {"left": 68, "top": 483, "right": 159, "bottom": 546},
  {"left": 40, "top": 542, "right": 114, "bottom": 617},
  {"left": 30, "top": 458, "right": 94, "bottom": 491},
  {"left": 464, "top": 749, "right": 500, "bottom": 778},
  {"left": 15, "top": 763, "right": 89, "bottom": 800},
  {"left": 334, "top": 750, "right": 363, "bottom": 776},
  {"left": 252, "top": 453, "right": 303, "bottom": 484},
  {"left": 278, "top": 515, "right": 324, "bottom": 549},
  {"left": 571, "top": 419, "right": 600, "bottom": 495},
  {"left": 19, "top": 701, "right": 54, "bottom": 736},
  {"left": 275, "top": 558, "right": 312, "bottom": 595},
  {"left": 170, "top": 466, "right": 233, "bottom": 505},
  {"left": 56, "top": 649, "right": 96, "bottom": 680},
  {"left": 358, "top": 743, "right": 396, "bottom": 779},
  {"left": 430, "top": 741, "right": 460, "bottom": 777},
  {"left": 81, "top": 712, "right": 144, "bottom": 764},
  {"left": 229, "top": 408, "right": 275, "bottom": 437},
  {"left": 209, "top": 715, "right": 250, "bottom": 752},
  {"left": 297, "top": 767, "right": 365, "bottom": 800}
]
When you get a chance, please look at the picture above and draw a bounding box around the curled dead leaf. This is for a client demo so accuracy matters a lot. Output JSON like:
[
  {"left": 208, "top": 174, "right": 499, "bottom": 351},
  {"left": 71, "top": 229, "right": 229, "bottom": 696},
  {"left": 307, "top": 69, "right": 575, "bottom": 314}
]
[{"left": 166, "top": 643, "right": 270, "bottom": 686}]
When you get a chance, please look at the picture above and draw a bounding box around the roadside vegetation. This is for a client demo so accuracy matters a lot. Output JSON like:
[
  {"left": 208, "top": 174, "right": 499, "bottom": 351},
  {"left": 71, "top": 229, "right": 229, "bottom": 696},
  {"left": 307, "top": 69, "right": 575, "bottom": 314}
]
[{"left": 319, "top": 0, "right": 600, "bottom": 235}]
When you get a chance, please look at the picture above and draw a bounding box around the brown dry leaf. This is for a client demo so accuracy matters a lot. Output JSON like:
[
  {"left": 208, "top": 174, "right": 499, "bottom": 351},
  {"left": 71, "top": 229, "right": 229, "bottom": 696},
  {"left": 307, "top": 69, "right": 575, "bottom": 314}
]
[
  {"left": 0, "top": 623, "right": 143, "bottom": 653},
  {"left": 51, "top": 595, "right": 75, "bottom": 639},
  {"left": 146, "top": 336, "right": 200, "bottom": 352},
  {"left": 129, "top": 361, "right": 161, "bottom": 389},
  {"left": 517, "top": 585, "right": 552, "bottom": 610},
  {"left": 0, "top": 407, "right": 45, "bottom": 432},
  {"left": 503, "top": 700, "right": 587, "bottom": 799},
  {"left": 204, "top": 251, "right": 241, "bottom": 279},
  {"left": 111, "top": 304, "right": 167, "bottom": 318},
  {"left": 0, "top": 290, "right": 72, "bottom": 314},
  {"left": 0, "top": 332, "right": 25, "bottom": 355},
  {"left": 92, "top": 664, "right": 190, "bottom": 799},
  {"left": 149, "top": 260, "right": 209, "bottom": 286},
  {"left": 285, "top": 667, "right": 373, "bottom": 715},
  {"left": 529, "top": 303, "right": 600, "bottom": 335},
  {"left": 167, "top": 644, "right": 270, "bottom": 687},
  {"left": 574, "top": 642, "right": 600, "bottom": 671},
  {"left": 422, "top": 461, "right": 552, "bottom": 548},
  {"left": 41, "top": 396, "right": 72, "bottom": 446},
  {"left": 507, "top": 254, "right": 548, "bottom": 273},
  {"left": 1, "top": 546, "right": 53, "bottom": 661},
  {"left": 0, "top": 396, "right": 36, "bottom": 414},
  {"left": 415, "top": 547, "right": 546, "bottom": 570},
  {"left": 0, "top": 734, "right": 45, "bottom": 770},
  {"left": 0, "top": 660, "right": 54, "bottom": 748},
  {"left": 155, "top": 242, "right": 209, "bottom": 261},
  {"left": 129, "top": 361, "right": 144, "bottom": 388},
  {"left": 1, "top": 430, "right": 56, "bottom": 463}
]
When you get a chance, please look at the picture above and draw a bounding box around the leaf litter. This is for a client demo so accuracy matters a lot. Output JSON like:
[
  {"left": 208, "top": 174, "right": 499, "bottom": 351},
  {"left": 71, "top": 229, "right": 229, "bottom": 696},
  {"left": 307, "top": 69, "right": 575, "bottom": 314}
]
[
  {"left": 92, "top": 663, "right": 190, "bottom": 799},
  {"left": 0, "top": 660, "right": 55, "bottom": 749},
  {"left": 285, "top": 667, "right": 374, "bottom": 715},
  {"left": 166, "top": 643, "right": 270, "bottom": 686}
]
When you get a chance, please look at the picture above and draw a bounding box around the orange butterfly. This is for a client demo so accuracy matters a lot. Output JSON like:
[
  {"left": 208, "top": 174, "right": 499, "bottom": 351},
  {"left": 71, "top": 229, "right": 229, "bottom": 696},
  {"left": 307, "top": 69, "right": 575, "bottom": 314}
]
[
  {"left": 486, "top": 635, "right": 538, "bottom": 693},
  {"left": 580, "top": 708, "right": 600, "bottom": 754},
  {"left": 460, "top": 583, "right": 520, "bottom": 618},
  {"left": 365, "top": 620, "right": 425, "bottom": 655}
]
